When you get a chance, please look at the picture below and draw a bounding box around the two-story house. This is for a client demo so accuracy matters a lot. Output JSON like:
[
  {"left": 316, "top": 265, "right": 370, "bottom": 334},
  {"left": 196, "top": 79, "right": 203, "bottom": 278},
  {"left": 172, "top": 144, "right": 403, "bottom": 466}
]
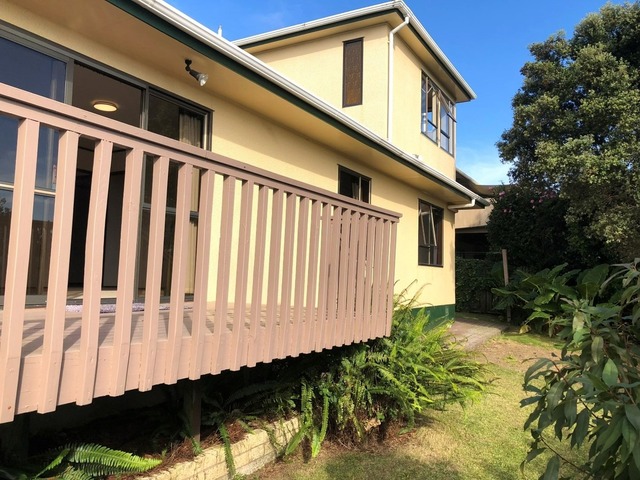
[
  {"left": 235, "top": 2, "right": 487, "bottom": 320},
  {"left": 0, "top": 0, "right": 486, "bottom": 429}
]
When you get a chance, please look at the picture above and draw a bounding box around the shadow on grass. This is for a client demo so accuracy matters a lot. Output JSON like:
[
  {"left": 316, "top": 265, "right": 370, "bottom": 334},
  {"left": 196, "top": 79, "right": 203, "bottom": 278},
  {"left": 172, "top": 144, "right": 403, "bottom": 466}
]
[{"left": 322, "top": 452, "right": 463, "bottom": 480}]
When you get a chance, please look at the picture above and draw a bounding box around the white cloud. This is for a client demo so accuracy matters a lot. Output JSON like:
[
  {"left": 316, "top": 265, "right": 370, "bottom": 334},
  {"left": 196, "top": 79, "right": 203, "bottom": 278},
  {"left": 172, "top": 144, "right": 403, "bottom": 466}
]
[{"left": 456, "top": 144, "right": 511, "bottom": 185}]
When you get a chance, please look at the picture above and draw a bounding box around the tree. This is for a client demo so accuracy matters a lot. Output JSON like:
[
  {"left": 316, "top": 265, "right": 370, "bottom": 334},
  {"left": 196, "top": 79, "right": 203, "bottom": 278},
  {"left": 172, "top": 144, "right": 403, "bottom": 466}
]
[
  {"left": 497, "top": 2, "right": 640, "bottom": 264},
  {"left": 495, "top": 261, "right": 640, "bottom": 479}
]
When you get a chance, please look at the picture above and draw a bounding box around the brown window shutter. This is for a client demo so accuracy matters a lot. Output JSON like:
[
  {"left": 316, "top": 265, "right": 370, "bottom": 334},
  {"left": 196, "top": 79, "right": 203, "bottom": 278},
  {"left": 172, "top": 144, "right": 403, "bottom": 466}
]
[{"left": 343, "top": 38, "right": 363, "bottom": 107}]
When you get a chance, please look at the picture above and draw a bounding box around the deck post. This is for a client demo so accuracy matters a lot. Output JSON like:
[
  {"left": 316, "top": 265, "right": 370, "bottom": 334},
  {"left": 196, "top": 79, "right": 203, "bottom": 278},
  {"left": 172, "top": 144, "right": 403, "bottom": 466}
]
[
  {"left": 0, "top": 413, "right": 30, "bottom": 464},
  {"left": 183, "top": 380, "right": 202, "bottom": 444}
]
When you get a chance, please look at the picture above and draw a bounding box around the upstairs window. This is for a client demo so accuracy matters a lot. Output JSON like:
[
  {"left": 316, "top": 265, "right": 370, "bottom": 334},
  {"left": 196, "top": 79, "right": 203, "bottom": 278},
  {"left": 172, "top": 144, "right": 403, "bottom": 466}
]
[
  {"left": 420, "top": 73, "right": 455, "bottom": 155},
  {"left": 343, "top": 38, "right": 363, "bottom": 107},
  {"left": 418, "top": 200, "right": 443, "bottom": 266},
  {"left": 338, "top": 166, "right": 370, "bottom": 203}
]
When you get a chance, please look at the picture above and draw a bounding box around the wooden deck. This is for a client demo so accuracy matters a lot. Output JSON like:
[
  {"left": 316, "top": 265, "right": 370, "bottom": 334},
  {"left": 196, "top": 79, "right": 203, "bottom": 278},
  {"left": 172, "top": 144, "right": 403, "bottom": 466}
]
[
  {"left": 3, "top": 300, "right": 387, "bottom": 416},
  {"left": 0, "top": 83, "right": 399, "bottom": 422}
]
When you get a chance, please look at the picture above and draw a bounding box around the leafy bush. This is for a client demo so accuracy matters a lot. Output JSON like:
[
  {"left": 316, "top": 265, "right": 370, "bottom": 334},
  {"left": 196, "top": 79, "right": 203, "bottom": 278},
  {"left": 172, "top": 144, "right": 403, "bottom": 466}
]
[
  {"left": 455, "top": 258, "right": 502, "bottom": 312},
  {"left": 493, "top": 264, "right": 579, "bottom": 330},
  {"left": 500, "top": 260, "right": 640, "bottom": 479},
  {"left": 159, "top": 288, "right": 489, "bottom": 475},
  {"left": 296, "top": 289, "right": 488, "bottom": 449}
]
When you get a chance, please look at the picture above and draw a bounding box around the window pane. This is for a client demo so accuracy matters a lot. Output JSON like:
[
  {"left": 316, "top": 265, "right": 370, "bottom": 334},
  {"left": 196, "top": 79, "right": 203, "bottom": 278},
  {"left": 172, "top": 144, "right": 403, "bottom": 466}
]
[
  {"left": 36, "top": 126, "right": 59, "bottom": 191},
  {"left": 27, "top": 195, "right": 55, "bottom": 297},
  {"left": 418, "top": 201, "right": 443, "bottom": 266},
  {"left": 343, "top": 39, "right": 363, "bottom": 107},
  {"left": 0, "top": 115, "right": 18, "bottom": 185},
  {"left": 148, "top": 93, "right": 205, "bottom": 147},
  {"left": 0, "top": 36, "right": 66, "bottom": 101},
  {"left": 72, "top": 63, "right": 143, "bottom": 127},
  {"left": 338, "top": 167, "right": 370, "bottom": 203},
  {"left": 0, "top": 189, "right": 12, "bottom": 297},
  {"left": 361, "top": 178, "right": 370, "bottom": 203},
  {"left": 148, "top": 94, "right": 180, "bottom": 141},
  {"left": 427, "top": 89, "right": 437, "bottom": 141},
  {"left": 339, "top": 169, "right": 358, "bottom": 199}
]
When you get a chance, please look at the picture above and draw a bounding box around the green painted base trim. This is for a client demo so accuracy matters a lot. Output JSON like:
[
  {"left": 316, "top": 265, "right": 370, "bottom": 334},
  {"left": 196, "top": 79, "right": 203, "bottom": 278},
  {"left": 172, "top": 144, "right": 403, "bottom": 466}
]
[
  {"left": 412, "top": 304, "right": 455, "bottom": 321},
  {"left": 411, "top": 304, "right": 455, "bottom": 329}
]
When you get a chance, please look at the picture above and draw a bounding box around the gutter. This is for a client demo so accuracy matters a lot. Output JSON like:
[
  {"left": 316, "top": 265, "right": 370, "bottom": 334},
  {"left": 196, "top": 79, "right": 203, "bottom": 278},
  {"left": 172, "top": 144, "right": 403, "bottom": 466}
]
[
  {"left": 387, "top": 15, "right": 410, "bottom": 142},
  {"left": 124, "top": 0, "right": 486, "bottom": 206},
  {"left": 448, "top": 198, "right": 476, "bottom": 212}
]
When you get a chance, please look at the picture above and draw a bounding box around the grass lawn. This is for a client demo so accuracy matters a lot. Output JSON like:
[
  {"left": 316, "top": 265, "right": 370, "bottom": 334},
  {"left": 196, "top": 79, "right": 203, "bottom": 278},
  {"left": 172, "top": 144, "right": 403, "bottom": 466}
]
[{"left": 247, "top": 332, "right": 585, "bottom": 480}]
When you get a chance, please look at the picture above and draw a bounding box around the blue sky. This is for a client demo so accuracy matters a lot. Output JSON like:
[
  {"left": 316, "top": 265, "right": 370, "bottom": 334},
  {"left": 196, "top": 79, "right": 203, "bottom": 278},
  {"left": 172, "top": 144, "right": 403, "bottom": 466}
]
[{"left": 167, "top": 0, "right": 622, "bottom": 185}]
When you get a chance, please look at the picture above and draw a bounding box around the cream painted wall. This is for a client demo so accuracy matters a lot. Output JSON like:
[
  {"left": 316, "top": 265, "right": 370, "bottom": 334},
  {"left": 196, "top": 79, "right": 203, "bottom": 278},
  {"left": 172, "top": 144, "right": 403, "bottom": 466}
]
[
  {"left": 391, "top": 37, "right": 457, "bottom": 179},
  {"left": 248, "top": 24, "right": 458, "bottom": 181},
  {"left": 212, "top": 97, "right": 455, "bottom": 306},
  {"left": 2, "top": 1, "right": 454, "bottom": 308},
  {"left": 252, "top": 25, "right": 390, "bottom": 140}
]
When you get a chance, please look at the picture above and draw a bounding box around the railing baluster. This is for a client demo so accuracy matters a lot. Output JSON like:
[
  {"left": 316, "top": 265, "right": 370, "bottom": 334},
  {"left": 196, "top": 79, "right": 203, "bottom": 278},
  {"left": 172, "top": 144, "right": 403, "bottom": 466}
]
[
  {"left": 303, "top": 200, "right": 321, "bottom": 354},
  {"left": 78, "top": 139, "right": 113, "bottom": 405},
  {"left": 277, "top": 192, "right": 296, "bottom": 358},
  {"left": 336, "top": 208, "right": 351, "bottom": 346},
  {"left": 139, "top": 156, "right": 169, "bottom": 391},
  {"left": 377, "top": 220, "right": 391, "bottom": 338},
  {"left": 385, "top": 221, "right": 398, "bottom": 336},
  {"left": 110, "top": 148, "right": 144, "bottom": 396},
  {"left": 364, "top": 216, "right": 376, "bottom": 340},
  {"left": 345, "top": 211, "right": 361, "bottom": 344},
  {"left": 230, "top": 179, "right": 254, "bottom": 370},
  {"left": 353, "top": 213, "right": 369, "bottom": 344},
  {"left": 189, "top": 169, "right": 214, "bottom": 380},
  {"left": 370, "top": 219, "right": 384, "bottom": 340},
  {"left": 292, "top": 197, "right": 310, "bottom": 357},
  {"left": 324, "top": 206, "right": 342, "bottom": 349},
  {"left": 0, "top": 119, "right": 39, "bottom": 423},
  {"left": 315, "top": 203, "right": 331, "bottom": 351},
  {"left": 39, "top": 130, "right": 79, "bottom": 413},
  {"left": 212, "top": 175, "right": 235, "bottom": 374},
  {"left": 247, "top": 185, "right": 268, "bottom": 368},
  {"left": 263, "top": 189, "right": 284, "bottom": 363},
  {"left": 165, "top": 163, "right": 193, "bottom": 384}
]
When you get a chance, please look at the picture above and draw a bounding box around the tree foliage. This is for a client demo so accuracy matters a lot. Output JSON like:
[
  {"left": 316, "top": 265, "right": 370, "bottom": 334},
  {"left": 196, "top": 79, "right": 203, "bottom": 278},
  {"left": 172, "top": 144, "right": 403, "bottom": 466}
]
[
  {"left": 495, "top": 260, "right": 640, "bottom": 479},
  {"left": 497, "top": 2, "right": 640, "bottom": 263}
]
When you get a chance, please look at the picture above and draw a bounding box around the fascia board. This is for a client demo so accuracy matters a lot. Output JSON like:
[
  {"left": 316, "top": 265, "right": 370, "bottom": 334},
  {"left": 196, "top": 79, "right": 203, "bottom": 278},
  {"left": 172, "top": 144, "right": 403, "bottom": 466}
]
[{"left": 235, "top": 1, "right": 476, "bottom": 101}]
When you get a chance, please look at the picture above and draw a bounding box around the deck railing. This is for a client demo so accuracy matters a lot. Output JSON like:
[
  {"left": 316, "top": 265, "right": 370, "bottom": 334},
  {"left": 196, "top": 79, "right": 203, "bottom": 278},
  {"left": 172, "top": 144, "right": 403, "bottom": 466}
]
[{"left": 0, "top": 83, "right": 400, "bottom": 423}]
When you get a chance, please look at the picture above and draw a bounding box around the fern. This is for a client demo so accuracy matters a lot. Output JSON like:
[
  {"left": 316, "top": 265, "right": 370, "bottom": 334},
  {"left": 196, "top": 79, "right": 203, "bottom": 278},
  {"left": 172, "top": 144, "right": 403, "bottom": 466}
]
[
  {"left": 32, "top": 443, "right": 160, "bottom": 479},
  {"left": 218, "top": 423, "right": 236, "bottom": 478}
]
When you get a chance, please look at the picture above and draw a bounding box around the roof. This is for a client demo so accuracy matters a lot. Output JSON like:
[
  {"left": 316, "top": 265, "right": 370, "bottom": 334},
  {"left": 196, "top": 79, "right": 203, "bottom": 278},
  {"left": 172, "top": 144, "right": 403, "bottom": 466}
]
[
  {"left": 235, "top": 1, "right": 476, "bottom": 103},
  {"left": 456, "top": 169, "right": 499, "bottom": 198},
  {"left": 118, "top": 0, "right": 487, "bottom": 206}
]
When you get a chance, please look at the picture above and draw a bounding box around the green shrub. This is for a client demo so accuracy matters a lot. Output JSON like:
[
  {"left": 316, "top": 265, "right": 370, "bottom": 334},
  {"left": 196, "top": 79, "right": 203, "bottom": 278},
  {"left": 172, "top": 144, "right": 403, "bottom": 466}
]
[
  {"left": 455, "top": 258, "right": 502, "bottom": 312},
  {"left": 294, "top": 289, "right": 488, "bottom": 451},
  {"left": 509, "top": 260, "right": 640, "bottom": 479},
  {"left": 191, "top": 287, "right": 488, "bottom": 470}
]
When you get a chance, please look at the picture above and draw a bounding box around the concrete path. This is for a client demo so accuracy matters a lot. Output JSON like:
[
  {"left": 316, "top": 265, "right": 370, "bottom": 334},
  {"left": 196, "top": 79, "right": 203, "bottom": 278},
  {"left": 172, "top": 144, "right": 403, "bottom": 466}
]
[{"left": 449, "top": 316, "right": 509, "bottom": 350}]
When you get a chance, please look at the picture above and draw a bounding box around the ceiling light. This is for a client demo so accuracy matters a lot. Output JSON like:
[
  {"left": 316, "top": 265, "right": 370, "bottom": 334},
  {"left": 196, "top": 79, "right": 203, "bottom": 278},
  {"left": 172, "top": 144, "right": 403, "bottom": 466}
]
[
  {"left": 93, "top": 101, "right": 118, "bottom": 112},
  {"left": 185, "top": 59, "right": 208, "bottom": 87}
]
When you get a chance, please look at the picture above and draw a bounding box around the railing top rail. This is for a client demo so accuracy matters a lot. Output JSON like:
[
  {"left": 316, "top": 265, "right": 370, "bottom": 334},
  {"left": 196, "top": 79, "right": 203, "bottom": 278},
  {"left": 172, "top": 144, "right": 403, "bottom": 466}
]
[{"left": 0, "top": 82, "right": 401, "bottom": 222}]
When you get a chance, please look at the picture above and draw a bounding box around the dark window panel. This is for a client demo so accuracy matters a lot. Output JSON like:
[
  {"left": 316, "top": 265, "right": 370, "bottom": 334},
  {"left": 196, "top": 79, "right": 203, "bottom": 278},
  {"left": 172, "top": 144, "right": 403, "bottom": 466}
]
[{"left": 343, "top": 38, "right": 363, "bottom": 107}]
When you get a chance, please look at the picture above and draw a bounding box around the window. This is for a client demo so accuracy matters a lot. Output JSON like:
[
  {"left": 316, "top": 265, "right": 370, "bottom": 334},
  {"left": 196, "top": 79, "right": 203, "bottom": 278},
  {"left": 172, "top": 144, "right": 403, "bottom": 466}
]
[
  {"left": 420, "top": 73, "right": 455, "bottom": 155},
  {"left": 418, "top": 200, "right": 443, "bottom": 266},
  {"left": 338, "top": 166, "right": 370, "bottom": 203},
  {"left": 0, "top": 35, "right": 67, "bottom": 305},
  {"left": 0, "top": 29, "right": 212, "bottom": 305},
  {"left": 343, "top": 38, "right": 363, "bottom": 107},
  {"left": 148, "top": 91, "right": 207, "bottom": 147}
]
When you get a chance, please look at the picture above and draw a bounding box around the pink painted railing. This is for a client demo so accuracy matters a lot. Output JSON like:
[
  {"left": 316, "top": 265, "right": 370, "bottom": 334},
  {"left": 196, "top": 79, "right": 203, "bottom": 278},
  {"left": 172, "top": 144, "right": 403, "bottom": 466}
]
[{"left": 0, "top": 83, "right": 400, "bottom": 423}]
